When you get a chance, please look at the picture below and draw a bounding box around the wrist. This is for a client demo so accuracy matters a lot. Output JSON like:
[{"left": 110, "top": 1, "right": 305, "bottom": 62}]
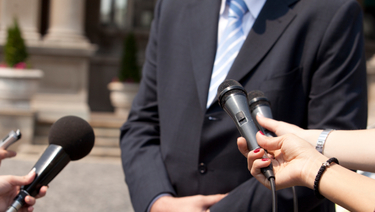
[
  {"left": 300, "top": 130, "right": 322, "bottom": 147},
  {"left": 302, "top": 153, "right": 329, "bottom": 189},
  {"left": 150, "top": 195, "right": 174, "bottom": 212}
]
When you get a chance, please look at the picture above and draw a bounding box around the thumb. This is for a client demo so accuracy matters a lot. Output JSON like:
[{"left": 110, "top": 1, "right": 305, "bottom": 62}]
[
  {"left": 256, "top": 132, "right": 283, "bottom": 151},
  {"left": 7, "top": 168, "right": 36, "bottom": 187},
  {"left": 202, "top": 194, "right": 227, "bottom": 207}
]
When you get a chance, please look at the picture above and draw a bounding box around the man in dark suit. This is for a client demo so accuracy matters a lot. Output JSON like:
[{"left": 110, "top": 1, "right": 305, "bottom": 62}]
[{"left": 120, "top": 0, "right": 368, "bottom": 211}]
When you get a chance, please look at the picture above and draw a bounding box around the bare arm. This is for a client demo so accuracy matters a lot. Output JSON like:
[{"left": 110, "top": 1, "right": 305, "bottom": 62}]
[
  {"left": 237, "top": 134, "right": 375, "bottom": 212},
  {"left": 257, "top": 115, "right": 375, "bottom": 172},
  {"left": 150, "top": 194, "right": 226, "bottom": 212}
]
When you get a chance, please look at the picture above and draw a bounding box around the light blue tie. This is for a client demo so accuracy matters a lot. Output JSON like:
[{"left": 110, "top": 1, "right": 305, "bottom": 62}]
[{"left": 207, "top": 0, "right": 249, "bottom": 108}]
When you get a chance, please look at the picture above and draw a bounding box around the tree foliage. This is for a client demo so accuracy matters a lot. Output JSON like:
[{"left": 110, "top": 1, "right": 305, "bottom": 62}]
[
  {"left": 118, "top": 32, "right": 141, "bottom": 82},
  {"left": 4, "top": 19, "right": 28, "bottom": 67}
]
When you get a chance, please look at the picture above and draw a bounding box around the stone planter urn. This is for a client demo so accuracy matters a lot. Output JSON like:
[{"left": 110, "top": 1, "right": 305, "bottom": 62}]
[
  {"left": 108, "top": 81, "right": 139, "bottom": 116},
  {"left": 0, "top": 67, "right": 43, "bottom": 110}
]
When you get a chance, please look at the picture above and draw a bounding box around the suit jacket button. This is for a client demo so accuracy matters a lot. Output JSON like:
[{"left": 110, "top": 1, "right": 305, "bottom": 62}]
[
  {"left": 207, "top": 116, "right": 217, "bottom": 121},
  {"left": 199, "top": 163, "right": 207, "bottom": 174}
]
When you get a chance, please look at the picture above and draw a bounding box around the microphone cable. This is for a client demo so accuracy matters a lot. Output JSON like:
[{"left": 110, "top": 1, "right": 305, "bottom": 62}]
[
  {"left": 292, "top": 186, "right": 298, "bottom": 212},
  {"left": 269, "top": 177, "right": 277, "bottom": 212}
]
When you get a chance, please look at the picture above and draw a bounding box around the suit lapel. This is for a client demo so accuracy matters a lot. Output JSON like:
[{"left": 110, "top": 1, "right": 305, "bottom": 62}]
[
  {"left": 188, "top": 0, "right": 221, "bottom": 111},
  {"left": 226, "top": 0, "right": 298, "bottom": 82}
]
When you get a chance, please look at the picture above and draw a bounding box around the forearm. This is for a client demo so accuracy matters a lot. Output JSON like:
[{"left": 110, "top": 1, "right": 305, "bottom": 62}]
[
  {"left": 304, "top": 155, "right": 375, "bottom": 211},
  {"left": 300, "top": 129, "right": 375, "bottom": 172},
  {"left": 324, "top": 130, "right": 375, "bottom": 171}
]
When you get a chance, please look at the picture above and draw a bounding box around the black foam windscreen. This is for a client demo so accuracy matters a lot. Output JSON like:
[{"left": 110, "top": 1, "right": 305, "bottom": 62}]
[{"left": 48, "top": 116, "right": 95, "bottom": 161}]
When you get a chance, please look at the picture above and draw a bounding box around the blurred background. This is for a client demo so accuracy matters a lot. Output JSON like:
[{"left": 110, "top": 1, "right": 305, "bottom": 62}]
[{"left": 0, "top": 0, "right": 373, "bottom": 211}]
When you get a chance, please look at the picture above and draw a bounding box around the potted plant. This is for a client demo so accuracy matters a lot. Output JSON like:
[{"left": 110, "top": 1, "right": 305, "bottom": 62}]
[
  {"left": 0, "top": 19, "right": 43, "bottom": 110},
  {"left": 108, "top": 32, "right": 141, "bottom": 116}
]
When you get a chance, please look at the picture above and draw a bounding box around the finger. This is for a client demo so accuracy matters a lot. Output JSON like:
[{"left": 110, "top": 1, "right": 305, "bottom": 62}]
[
  {"left": 250, "top": 158, "right": 272, "bottom": 188},
  {"left": 202, "top": 194, "right": 227, "bottom": 207},
  {"left": 255, "top": 132, "right": 283, "bottom": 151},
  {"left": 7, "top": 169, "right": 36, "bottom": 187},
  {"left": 246, "top": 148, "right": 265, "bottom": 171},
  {"left": 18, "top": 207, "right": 33, "bottom": 212},
  {"left": 256, "top": 115, "right": 280, "bottom": 134},
  {"left": 237, "top": 137, "right": 249, "bottom": 157},
  {"left": 35, "top": 186, "right": 48, "bottom": 198},
  {"left": 0, "top": 149, "right": 17, "bottom": 160},
  {"left": 24, "top": 196, "right": 36, "bottom": 206}
]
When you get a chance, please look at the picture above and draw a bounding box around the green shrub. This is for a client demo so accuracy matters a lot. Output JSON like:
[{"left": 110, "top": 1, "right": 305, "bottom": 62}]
[
  {"left": 4, "top": 19, "right": 28, "bottom": 67},
  {"left": 118, "top": 32, "right": 141, "bottom": 82}
]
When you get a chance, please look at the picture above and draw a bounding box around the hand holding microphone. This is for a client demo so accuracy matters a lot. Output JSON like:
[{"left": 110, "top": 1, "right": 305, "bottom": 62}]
[
  {"left": 6, "top": 116, "right": 95, "bottom": 212},
  {"left": 0, "top": 170, "right": 47, "bottom": 212},
  {"left": 0, "top": 130, "right": 22, "bottom": 163}
]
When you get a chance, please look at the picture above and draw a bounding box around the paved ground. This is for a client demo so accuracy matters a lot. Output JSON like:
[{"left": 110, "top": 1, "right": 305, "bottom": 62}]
[{"left": 0, "top": 153, "right": 134, "bottom": 212}]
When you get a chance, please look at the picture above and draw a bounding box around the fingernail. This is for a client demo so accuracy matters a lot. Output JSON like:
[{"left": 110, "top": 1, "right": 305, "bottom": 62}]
[
  {"left": 262, "top": 158, "right": 269, "bottom": 161},
  {"left": 254, "top": 148, "right": 261, "bottom": 153},
  {"left": 259, "top": 131, "right": 264, "bottom": 135}
]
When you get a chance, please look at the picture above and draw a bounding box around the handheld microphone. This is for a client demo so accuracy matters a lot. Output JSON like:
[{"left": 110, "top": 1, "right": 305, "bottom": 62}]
[
  {"left": 6, "top": 116, "right": 95, "bottom": 212},
  {"left": 247, "top": 90, "right": 276, "bottom": 137},
  {"left": 0, "top": 130, "right": 21, "bottom": 150},
  {"left": 248, "top": 90, "right": 298, "bottom": 212},
  {"left": 217, "top": 79, "right": 274, "bottom": 180}
]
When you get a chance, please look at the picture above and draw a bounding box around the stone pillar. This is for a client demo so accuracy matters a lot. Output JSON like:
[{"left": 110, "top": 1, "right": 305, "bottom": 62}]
[
  {"left": 367, "top": 55, "right": 375, "bottom": 127},
  {"left": 43, "top": 0, "right": 91, "bottom": 48},
  {"left": 28, "top": 0, "right": 96, "bottom": 123},
  {"left": 0, "top": 0, "right": 41, "bottom": 45}
]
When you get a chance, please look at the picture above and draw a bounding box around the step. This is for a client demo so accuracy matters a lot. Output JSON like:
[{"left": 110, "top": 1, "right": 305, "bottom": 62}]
[{"left": 18, "top": 143, "right": 121, "bottom": 158}]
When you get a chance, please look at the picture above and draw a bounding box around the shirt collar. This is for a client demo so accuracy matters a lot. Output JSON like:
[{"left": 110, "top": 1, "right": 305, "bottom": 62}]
[{"left": 220, "top": 0, "right": 266, "bottom": 19}]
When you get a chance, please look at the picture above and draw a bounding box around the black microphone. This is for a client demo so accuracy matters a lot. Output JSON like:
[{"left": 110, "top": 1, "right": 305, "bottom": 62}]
[
  {"left": 6, "top": 116, "right": 95, "bottom": 212},
  {"left": 217, "top": 79, "right": 274, "bottom": 180},
  {"left": 247, "top": 90, "right": 277, "bottom": 137}
]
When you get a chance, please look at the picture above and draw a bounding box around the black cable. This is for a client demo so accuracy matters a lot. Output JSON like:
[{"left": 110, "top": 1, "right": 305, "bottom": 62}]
[
  {"left": 292, "top": 186, "right": 298, "bottom": 212},
  {"left": 269, "top": 177, "right": 277, "bottom": 212}
]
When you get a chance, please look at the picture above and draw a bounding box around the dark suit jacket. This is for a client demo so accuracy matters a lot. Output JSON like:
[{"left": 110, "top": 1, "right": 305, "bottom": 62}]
[{"left": 120, "top": 0, "right": 368, "bottom": 211}]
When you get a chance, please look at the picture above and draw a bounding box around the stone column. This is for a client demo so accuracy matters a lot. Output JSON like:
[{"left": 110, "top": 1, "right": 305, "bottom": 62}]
[
  {"left": 0, "top": 0, "right": 41, "bottom": 45},
  {"left": 43, "top": 0, "right": 91, "bottom": 48},
  {"left": 367, "top": 55, "right": 375, "bottom": 127},
  {"left": 29, "top": 0, "right": 96, "bottom": 123}
]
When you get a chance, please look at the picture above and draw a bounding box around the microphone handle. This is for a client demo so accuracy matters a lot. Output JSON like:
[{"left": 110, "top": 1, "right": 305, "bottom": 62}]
[
  {"left": 228, "top": 104, "right": 274, "bottom": 180},
  {"left": 247, "top": 104, "right": 275, "bottom": 179},
  {"left": 6, "top": 190, "right": 28, "bottom": 212},
  {"left": 251, "top": 105, "right": 277, "bottom": 137},
  {"left": 6, "top": 145, "right": 70, "bottom": 212},
  {"left": 241, "top": 127, "right": 274, "bottom": 179}
]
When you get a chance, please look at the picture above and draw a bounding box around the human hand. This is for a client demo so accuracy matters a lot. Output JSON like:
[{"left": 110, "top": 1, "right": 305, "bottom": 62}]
[
  {"left": 150, "top": 194, "right": 227, "bottom": 212},
  {"left": 256, "top": 115, "right": 322, "bottom": 146},
  {"left": 0, "top": 149, "right": 16, "bottom": 166},
  {"left": 0, "top": 169, "right": 48, "bottom": 212},
  {"left": 237, "top": 133, "right": 327, "bottom": 190}
]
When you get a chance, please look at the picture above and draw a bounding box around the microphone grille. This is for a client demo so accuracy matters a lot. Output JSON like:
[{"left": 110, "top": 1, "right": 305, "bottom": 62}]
[
  {"left": 247, "top": 90, "right": 270, "bottom": 109},
  {"left": 247, "top": 90, "right": 266, "bottom": 100},
  {"left": 48, "top": 116, "right": 95, "bottom": 161},
  {"left": 217, "top": 79, "right": 247, "bottom": 108},
  {"left": 217, "top": 79, "right": 241, "bottom": 94}
]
